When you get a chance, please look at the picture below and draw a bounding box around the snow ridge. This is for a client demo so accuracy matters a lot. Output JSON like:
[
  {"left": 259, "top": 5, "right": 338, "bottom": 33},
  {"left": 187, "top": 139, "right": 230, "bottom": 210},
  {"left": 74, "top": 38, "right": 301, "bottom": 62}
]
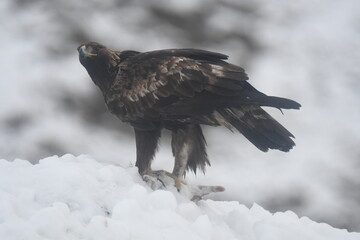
[{"left": 0, "top": 154, "right": 358, "bottom": 240}]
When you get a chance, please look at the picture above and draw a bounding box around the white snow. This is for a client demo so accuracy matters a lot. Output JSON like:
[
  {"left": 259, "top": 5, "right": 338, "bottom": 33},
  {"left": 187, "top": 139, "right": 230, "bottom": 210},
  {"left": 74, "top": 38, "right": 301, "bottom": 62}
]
[{"left": 0, "top": 155, "right": 358, "bottom": 240}]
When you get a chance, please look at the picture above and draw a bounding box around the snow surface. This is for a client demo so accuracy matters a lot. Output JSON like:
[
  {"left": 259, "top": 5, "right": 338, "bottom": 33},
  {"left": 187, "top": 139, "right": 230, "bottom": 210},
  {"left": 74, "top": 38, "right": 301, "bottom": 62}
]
[{"left": 0, "top": 154, "right": 359, "bottom": 240}]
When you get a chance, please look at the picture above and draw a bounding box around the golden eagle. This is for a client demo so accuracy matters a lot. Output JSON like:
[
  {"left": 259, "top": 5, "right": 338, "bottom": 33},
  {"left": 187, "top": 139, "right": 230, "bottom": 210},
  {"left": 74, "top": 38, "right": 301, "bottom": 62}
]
[{"left": 78, "top": 42, "right": 300, "bottom": 193}]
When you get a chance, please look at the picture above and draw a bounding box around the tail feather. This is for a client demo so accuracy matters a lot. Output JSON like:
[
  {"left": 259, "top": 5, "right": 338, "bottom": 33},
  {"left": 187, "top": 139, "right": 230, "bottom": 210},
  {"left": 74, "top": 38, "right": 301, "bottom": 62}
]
[
  {"left": 253, "top": 96, "right": 301, "bottom": 110},
  {"left": 226, "top": 93, "right": 301, "bottom": 110},
  {"left": 217, "top": 107, "right": 296, "bottom": 152},
  {"left": 233, "top": 81, "right": 301, "bottom": 110}
]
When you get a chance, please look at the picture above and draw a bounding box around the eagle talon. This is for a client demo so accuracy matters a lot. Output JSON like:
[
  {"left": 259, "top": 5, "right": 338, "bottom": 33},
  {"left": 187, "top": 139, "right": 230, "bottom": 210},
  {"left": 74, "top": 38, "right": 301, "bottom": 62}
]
[
  {"left": 141, "top": 170, "right": 225, "bottom": 200},
  {"left": 142, "top": 170, "right": 183, "bottom": 191},
  {"left": 142, "top": 174, "right": 166, "bottom": 190}
]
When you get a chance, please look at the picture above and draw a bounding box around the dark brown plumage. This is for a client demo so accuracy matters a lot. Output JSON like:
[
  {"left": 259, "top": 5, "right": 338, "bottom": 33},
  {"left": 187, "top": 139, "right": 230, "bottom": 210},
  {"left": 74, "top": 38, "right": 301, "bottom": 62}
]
[{"left": 78, "top": 42, "right": 300, "bottom": 180}]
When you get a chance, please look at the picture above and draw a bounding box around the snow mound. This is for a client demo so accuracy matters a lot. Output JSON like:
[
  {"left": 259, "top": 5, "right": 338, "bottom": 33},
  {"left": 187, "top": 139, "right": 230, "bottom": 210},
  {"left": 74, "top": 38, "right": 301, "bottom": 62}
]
[{"left": 0, "top": 155, "right": 358, "bottom": 240}]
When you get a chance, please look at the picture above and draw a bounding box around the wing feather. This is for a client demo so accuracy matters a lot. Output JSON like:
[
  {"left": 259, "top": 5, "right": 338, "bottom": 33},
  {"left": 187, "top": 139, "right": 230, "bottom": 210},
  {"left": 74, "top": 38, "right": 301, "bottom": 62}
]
[
  {"left": 108, "top": 49, "right": 249, "bottom": 118},
  {"left": 107, "top": 48, "right": 299, "bottom": 123}
]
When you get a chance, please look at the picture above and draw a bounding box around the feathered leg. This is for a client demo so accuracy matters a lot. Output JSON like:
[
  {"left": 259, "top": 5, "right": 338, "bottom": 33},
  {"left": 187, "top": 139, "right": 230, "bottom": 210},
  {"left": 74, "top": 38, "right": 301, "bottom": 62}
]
[
  {"left": 172, "top": 124, "right": 209, "bottom": 177},
  {"left": 171, "top": 127, "right": 190, "bottom": 178},
  {"left": 170, "top": 124, "right": 224, "bottom": 200},
  {"left": 134, "top": 128, "right": 161, "bottom": 175},
  {"left": 135, "top": 128, "right": 173, "bottom": 190}
]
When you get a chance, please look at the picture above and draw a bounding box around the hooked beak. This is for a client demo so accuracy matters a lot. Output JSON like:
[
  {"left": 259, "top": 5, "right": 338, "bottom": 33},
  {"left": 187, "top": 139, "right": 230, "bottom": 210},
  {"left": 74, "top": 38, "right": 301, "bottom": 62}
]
[{"left": 78, "top": 44, "right": 97, "bottom": 59}]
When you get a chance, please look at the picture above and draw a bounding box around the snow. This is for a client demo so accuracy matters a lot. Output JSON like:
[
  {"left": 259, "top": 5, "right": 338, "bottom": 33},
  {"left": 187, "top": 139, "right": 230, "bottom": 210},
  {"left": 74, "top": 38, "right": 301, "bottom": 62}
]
[{"left": 0, "top": 155, "right": 358, "bottom": 240}]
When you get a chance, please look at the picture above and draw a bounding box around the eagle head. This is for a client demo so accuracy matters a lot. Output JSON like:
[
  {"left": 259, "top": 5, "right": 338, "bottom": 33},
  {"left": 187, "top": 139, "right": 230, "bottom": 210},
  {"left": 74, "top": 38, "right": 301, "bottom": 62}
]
[
  {"left": 77, "top": 42, "right": 107, "bottom": 60},
  {"left": 77, "top": 42, "right": 120, "bottom": 91}
]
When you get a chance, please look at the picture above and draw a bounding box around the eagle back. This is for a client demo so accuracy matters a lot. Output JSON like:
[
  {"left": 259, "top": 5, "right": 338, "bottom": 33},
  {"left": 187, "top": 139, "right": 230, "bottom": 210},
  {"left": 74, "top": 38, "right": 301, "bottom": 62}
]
[{"left": 104, "top": 49, "right": 248, "bottom": 123}]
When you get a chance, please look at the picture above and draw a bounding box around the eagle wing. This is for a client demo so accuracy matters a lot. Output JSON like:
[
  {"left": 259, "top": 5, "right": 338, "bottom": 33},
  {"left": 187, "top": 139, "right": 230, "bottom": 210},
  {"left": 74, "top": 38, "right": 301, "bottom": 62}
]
[
  {"left": 80, "top": 44, "right": 300, "bottom": 152},
  {"left": 107, "top": 49, "right": 251, "bottom": 121}
]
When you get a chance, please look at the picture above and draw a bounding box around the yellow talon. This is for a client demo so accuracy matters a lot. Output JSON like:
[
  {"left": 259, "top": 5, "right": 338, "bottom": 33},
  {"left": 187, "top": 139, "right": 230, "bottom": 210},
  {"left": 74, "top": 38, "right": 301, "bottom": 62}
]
[{"left": 174, "top": 177, "right": 186, "bottom": 191}]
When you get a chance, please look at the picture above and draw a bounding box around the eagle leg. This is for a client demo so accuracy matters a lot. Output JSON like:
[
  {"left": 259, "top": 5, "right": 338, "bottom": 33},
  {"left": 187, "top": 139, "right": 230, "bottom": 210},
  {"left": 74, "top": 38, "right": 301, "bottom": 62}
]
[
  {"left": 137, "top": 125, "right": 224, "bottom": 200},
  {"left": 134, "top": 128, "right": 161, "bottom": 175},
  {"left": 171, "top": 130, "right": 190, "bottom": 178},
  {"left": 171, "top": 124, "right": 209, "bottom": 177}
]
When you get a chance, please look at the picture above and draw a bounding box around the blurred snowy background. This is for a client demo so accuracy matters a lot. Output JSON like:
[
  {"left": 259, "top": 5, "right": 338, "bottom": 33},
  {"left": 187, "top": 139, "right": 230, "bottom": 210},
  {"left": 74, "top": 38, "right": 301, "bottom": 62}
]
[{"left": 0, "top": 0, "right": 359, "bottom": 231}]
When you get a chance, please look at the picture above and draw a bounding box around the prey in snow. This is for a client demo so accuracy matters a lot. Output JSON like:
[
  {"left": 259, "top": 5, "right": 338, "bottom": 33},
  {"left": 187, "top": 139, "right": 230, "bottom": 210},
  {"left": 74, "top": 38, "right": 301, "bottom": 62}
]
[{"left": 78, "top": 42, "right": 301, "bottom": 199}]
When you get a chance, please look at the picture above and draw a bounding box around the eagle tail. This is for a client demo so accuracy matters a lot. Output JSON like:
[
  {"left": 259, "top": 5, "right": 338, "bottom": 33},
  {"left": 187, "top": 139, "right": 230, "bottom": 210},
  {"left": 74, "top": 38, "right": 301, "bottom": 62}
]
[
  {"left": 217, "top": 107, "right": 296, "bottom": 152},
  {"left": 248, "top": 95, "right": 301, "bottom": 110}
]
